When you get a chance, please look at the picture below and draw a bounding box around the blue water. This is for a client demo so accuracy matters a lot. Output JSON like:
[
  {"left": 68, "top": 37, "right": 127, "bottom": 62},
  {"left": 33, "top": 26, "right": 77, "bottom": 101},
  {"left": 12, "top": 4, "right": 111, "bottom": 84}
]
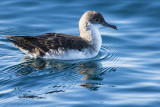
[{"left": 0, "top": 0, "right": 160, "bottom": 106}]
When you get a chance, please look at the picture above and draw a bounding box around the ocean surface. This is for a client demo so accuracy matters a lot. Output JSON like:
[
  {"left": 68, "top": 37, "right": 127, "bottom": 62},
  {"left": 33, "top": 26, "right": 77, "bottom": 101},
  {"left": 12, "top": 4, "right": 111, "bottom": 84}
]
[{"left": 0, "top": 0, "right": 160, "bottom": 107}]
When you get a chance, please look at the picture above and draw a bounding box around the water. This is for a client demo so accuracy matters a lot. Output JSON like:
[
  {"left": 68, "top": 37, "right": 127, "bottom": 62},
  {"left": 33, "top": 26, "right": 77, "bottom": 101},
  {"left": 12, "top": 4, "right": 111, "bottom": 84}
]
[{"left": 0, "top": 0, "right": 160, "bottom": 106}]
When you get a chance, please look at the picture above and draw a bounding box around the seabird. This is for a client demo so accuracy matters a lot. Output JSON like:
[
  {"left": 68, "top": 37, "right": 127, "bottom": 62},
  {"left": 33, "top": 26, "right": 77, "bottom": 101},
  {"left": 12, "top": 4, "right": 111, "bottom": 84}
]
[{"left": 4, "top": 11, "right": 117, "bottom": 60}]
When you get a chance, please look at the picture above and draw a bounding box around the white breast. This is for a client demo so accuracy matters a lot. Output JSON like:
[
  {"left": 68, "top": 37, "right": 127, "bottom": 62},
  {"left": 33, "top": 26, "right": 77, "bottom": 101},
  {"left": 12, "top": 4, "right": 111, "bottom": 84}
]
[{"left": 89, "top": 24, "right": 102, "bottom": 52}]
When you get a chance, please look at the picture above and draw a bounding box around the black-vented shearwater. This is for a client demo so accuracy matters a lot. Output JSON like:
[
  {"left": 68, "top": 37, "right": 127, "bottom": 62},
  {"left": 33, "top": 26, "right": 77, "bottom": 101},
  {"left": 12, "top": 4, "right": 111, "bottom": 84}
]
[{"left": 4, "top": 11, "right": 117, "bottom": 60}]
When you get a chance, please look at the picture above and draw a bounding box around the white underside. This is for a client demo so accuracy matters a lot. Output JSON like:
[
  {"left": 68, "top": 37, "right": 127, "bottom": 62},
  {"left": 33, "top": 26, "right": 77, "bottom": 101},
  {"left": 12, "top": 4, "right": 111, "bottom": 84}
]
[
  {"left": 44, "top": 48, "right": 97, "bottom": 60},
  {"left": 21, "top": 48, "right": 98, "bottom": 60}
]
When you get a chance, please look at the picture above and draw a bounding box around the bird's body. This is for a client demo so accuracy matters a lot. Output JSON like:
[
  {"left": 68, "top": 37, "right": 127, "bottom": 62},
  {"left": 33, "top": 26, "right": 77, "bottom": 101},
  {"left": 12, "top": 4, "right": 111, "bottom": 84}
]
[
  {"left": 4, "top": 11, "right": 117, "bottom": 60},
  {"left": 6, "top": 33, "right": 94, "bottom": 59}
]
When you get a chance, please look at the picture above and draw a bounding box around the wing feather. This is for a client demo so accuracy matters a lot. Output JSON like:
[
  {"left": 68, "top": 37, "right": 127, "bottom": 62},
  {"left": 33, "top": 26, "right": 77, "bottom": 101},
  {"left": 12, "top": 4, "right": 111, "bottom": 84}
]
[{"left": 6, "top": 33, "right": 90, "bottom": 57}]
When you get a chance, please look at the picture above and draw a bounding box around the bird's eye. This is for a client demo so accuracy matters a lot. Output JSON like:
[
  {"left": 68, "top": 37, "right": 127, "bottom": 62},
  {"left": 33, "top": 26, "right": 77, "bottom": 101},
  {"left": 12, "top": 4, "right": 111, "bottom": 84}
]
[{"left": 95, "top": 19, "right": 99, "bottom": 21}]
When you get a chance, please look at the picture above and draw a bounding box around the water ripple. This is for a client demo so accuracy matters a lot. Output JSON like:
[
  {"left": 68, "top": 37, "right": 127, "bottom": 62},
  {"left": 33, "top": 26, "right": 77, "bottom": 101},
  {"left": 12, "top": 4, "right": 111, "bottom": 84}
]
[{"left": 0, "top": 0, "right": 160, "bottom": 106}]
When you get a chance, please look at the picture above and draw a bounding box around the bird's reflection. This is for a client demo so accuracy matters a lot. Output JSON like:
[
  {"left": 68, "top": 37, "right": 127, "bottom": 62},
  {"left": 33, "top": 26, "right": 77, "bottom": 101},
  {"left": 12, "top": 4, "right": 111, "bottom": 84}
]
[
  {"left": 76, "top": 61, "right": 116, "bottom": 91},
  {"left": 76, "top": 61, "right": 103, "bottom": 91},
  {"left": 4, "top": 56, "right": 116, "bottom": 91}
]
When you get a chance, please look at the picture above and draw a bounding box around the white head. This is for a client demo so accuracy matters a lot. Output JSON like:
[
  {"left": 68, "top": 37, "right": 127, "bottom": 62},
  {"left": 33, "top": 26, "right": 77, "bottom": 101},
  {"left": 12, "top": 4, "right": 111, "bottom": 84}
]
[
  {"left": 79, "top": 11, "right": 117, "bottom": 35},
  {"left": 79, "top": 11, "right": 117, "bottom": 54}
]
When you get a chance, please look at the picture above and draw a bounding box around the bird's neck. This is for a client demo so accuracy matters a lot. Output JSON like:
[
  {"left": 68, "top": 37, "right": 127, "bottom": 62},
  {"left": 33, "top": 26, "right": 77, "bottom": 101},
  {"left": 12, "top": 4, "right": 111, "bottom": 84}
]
[{"left": 79, "top": 23, "right": 102, "bottom": 52}]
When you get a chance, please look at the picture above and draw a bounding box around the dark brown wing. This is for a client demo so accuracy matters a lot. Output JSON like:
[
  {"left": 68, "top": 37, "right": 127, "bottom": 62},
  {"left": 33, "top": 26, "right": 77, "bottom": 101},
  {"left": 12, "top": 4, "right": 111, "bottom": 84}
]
[
  {"left": 6, "top": 33, "right": 90, "bottom": 57},
  {"left": 37, "top": 33, "right": 90, "bottom": 51},
  {"left": 6, "top": 35, "right": 48, "bottom": 56}
]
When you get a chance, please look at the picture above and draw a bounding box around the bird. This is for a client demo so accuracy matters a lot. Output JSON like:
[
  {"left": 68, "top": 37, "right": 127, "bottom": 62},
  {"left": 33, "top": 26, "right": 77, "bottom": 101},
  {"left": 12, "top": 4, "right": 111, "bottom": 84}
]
[{"left": 4, "top": 11, "right": 117, "bottom": 60}]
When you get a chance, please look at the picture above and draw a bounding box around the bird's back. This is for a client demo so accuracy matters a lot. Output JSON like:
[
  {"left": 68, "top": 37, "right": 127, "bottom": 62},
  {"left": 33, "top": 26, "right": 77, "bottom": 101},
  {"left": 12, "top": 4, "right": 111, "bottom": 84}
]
[{"left": 6, "top": 33, "right": 91, "bottom": 58}]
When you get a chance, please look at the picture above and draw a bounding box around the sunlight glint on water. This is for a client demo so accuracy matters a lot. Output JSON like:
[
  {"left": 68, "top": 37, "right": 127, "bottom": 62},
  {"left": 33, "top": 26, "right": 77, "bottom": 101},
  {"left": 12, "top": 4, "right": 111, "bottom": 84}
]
[{"left": 0, "top": 0, "right": 160, "bottom": 106}]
